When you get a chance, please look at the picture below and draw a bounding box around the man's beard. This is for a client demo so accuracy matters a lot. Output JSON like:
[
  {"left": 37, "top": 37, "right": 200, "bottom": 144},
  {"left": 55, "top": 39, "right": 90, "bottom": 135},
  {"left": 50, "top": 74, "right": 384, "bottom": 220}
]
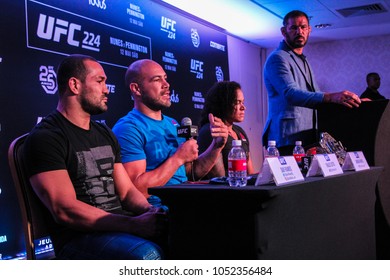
[
  {"left": 141, "top": 92, "right": 171, "bottom": 111},
  {"left": 286, "top": 34, "right": 307, "bottom": 49},
  {"left": 80, "top": 92, "right": 107, "bottom": 115}
]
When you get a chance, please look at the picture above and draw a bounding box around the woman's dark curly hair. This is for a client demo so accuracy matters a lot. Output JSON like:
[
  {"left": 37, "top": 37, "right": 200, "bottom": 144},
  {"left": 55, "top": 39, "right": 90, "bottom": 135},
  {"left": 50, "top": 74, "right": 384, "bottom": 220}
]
[{"left": 198, "top": 81, "right": 241, "bottom": 127}]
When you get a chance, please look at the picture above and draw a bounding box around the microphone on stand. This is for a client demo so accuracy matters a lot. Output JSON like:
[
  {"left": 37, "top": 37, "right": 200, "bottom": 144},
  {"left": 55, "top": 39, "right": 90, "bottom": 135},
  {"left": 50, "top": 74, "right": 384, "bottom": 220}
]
[{"left": 177, "top": 117, "right": 198, "bottom": 140}]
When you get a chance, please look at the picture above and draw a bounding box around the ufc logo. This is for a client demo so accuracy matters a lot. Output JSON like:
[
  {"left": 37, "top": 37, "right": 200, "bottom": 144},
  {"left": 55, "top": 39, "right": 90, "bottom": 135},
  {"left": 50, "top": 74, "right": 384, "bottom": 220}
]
[
  {"left": 161, "top": 16, "right": 176, "bottom": 31},
  {"left": 37, "top": 14, "right": 81, "bottom": 47},
  {"left": 191, "top": 59, "right": 203, "bottom": 72}
]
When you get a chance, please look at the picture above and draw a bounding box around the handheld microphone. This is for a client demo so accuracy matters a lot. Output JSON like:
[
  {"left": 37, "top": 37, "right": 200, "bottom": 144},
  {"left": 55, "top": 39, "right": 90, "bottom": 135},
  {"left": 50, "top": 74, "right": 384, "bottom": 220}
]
[{"left": 177, "top": 117, "right": 198, "bottom": 140}]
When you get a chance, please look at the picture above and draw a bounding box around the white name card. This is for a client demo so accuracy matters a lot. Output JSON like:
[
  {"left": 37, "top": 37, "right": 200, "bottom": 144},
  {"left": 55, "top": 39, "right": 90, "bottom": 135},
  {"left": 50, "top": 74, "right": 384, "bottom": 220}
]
[
  {"left": 306, "top": 153, "right": 343, "bottom": 177},
  {"left": 255, "top": 156, "right": 304, "bottom": 186},
  {"left": 342, "top": 151, "right": 370, "bottom": 171}
]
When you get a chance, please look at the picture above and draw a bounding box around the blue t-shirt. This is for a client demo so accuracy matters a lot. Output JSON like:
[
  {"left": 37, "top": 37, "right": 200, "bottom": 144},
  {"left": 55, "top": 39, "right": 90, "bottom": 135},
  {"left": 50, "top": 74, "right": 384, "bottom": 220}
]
[{"left": 112, "top": 109, "right": 187, "bottom": 185}]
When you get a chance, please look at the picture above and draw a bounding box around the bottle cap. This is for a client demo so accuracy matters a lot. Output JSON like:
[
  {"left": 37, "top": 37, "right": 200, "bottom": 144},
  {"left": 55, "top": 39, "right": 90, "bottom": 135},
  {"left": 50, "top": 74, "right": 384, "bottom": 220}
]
[
  {"left": 295, "top": 141, "right": 302, "bottom": 146},
  {"left": 232, "top": 140, "right": 242, "bottom": 146},
  {"left": 268, "top": 140, "right": 276, "bottom": 146}
]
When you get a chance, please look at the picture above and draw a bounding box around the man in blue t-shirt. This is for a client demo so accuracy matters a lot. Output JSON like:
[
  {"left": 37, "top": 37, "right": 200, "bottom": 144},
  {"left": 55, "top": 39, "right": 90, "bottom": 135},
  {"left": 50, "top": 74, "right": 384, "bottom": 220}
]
[{"left": 112, "top": 59, "right": 228, "bottom": 202}]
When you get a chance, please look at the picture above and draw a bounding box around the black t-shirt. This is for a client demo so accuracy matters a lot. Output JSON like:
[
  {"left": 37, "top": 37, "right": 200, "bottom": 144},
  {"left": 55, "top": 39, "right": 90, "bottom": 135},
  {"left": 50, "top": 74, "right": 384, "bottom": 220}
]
[
  {"left": 360, "top": 88, "right": 386, "bottom": 101},
  {"left": 23, "top": 110, "right": 124, "bottom": 252},
  {"left": 198, "top": 124, "right": 250, "bottom": 176}
]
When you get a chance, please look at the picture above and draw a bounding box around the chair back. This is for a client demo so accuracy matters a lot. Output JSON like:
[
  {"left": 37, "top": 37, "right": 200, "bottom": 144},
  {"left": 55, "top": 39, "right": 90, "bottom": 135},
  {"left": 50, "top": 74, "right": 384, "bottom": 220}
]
[{"left": 8, "top": 133, "right": 55, "bottom": 259}]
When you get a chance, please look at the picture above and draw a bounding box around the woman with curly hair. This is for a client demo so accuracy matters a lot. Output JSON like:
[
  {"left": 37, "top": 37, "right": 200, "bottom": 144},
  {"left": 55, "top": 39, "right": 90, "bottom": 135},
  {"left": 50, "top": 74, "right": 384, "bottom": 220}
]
[{"left": 197, "top": 81, "right": 254, "bottom": 178}]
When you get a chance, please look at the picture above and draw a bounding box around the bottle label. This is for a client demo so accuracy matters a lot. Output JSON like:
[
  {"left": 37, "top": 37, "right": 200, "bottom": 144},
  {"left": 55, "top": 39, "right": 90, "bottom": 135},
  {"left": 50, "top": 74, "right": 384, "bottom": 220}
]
[
  {"left": 293, "top": 153, "right": 305, "bottom": 163},
  {"left": 228, "top": 159, "right": 247, "bottom": 171}
]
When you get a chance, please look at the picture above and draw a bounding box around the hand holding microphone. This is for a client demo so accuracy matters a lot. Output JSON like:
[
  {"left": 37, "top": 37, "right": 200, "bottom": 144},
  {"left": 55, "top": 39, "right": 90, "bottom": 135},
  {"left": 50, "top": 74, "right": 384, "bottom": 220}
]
[
  {"left": 176, "top": 117, "right": 199, "bottom": 164},
  {"left": 177, "top": 117, "right": 198, "bottom": 140},
  {"left": 176, "top": 115, "right": 227, "bottom": 181}
]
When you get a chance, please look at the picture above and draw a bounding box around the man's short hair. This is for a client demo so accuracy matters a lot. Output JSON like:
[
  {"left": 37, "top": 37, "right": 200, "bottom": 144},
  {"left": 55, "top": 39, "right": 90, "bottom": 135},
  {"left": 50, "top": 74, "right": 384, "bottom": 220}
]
[
  {"left": 57, "top": 54, "right": 98, "bottom": 96},
  {"left": 366, "top": 72, "right": 379, "bottom": 81},
  {"left": 283, "top": 10, "right": 310, "bottom": 26}
]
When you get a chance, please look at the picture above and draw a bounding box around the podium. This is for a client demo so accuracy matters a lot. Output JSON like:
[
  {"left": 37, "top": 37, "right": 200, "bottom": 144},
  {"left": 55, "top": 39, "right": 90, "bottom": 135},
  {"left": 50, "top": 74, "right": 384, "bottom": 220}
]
[{"left": 317, "top": 99, "right": 390, "bottom": 259}]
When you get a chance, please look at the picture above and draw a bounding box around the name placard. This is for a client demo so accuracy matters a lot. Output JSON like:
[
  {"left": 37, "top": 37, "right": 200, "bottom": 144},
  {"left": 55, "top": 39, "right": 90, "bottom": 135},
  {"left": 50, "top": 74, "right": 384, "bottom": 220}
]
[
  {"left": 255, "top": 156, "right": 304, "bottom": 186},
  {"left": 306, "top": 153, "right": 343, "bottom": 177},
  {"left": 342, "top": 151, "right": 370, "bottom": 171}
]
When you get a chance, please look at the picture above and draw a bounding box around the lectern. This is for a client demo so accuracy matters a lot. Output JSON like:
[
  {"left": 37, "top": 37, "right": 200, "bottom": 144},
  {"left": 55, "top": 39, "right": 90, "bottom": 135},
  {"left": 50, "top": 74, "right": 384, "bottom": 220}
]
[{"left": 317, "top": 100, "right": 390, "bottom": 259}]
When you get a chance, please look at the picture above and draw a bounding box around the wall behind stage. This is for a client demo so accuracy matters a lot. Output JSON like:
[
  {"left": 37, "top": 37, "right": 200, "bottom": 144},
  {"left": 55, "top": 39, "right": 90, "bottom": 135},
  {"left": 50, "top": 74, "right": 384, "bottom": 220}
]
[
  {"left": 227, "top": 36, "right": 264, "bottom": 173},
  {"left": 297, "top": 35, "right": 390, "bottom": 99},
  {"left": 0, "top": 0, "right": 230, "bottom": 259}
]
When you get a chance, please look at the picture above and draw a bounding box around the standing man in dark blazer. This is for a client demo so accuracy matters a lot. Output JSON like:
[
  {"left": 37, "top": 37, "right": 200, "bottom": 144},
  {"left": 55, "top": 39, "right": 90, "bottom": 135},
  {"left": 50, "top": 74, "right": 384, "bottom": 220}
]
[{"left": 262, "top": 10, "right": 361, "bottom": 155}]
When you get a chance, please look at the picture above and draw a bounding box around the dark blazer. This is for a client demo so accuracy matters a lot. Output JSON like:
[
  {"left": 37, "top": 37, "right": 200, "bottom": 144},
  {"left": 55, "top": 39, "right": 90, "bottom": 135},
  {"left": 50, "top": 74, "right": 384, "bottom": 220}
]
[{"left": 262, "top": 40, "right": 324, "bottom": 148}]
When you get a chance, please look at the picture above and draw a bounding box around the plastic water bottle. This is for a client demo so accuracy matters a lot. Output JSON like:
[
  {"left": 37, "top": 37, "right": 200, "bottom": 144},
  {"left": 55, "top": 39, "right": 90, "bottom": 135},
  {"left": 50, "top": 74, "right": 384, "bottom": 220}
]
[
  {"left": 265, "top": 140, "right": 280, "bottom": 157},
  {"left": 228, "top": 140, "right": 247, "bottom": 187},
  {"left": 292, "top": 141, "right": 305, "bottom": 169}
]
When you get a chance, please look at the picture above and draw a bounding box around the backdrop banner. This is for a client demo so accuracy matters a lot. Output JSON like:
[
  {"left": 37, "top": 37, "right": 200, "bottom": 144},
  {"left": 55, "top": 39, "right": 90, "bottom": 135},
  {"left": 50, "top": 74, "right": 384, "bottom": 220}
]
[{"left": 0, "top": 0, "right": 229, "bottom": 259}]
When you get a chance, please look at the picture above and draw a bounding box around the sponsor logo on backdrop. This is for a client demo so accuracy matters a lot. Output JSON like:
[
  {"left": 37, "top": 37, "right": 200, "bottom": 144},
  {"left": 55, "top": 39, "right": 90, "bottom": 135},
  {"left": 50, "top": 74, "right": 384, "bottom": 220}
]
[
  {"left": 35, "top": 236, "right": 55, "bottom": 255},
  {"left": 37, "top": 13, "right": 101, "bottom": 52},
  {"left": 191, "top": 28, "right": 200, "bottom": 47},
  {"left": 162, "top": 51, "right": 177, "bottom": 72},
  {"left": 88, "top": 0, "right": 107, "bottom": 10},
  {"left": 190, "top": 59, "right": 204, "bottom": 79},
  {"left": 27, "top": 1, "right": 151, "bottom": 68},
  {"left": 170, "top": 89, "right": 180, "bottom": 103},
  {"left": 161, "top": 16, "right": 176, "bottom": 39},
  {"left": 39, "top": 65, "right": 58, "bottom": 94},
  {"left": 210, "top": 40, "right": 226, "bottom": 52},
  {"left": 36, "top": 12, "right": 148, "bottom": 59},
  {"left": 107, "top": 84, "right": 115, "bottom": 94},
  {"left": 127, "top": 3, "right": 144, "bottom": 27},
  {"left": 0, "top": 235, "right": 7, "bottom": 244},
  {"left": 192, "top": 91, "right": 205, "bottom": 110},
  {"left": 37, "top": 237, "right": 53, "bottom": 248},
  {"left": 215, "top": 66, "right": 224, "bottom": 82}
]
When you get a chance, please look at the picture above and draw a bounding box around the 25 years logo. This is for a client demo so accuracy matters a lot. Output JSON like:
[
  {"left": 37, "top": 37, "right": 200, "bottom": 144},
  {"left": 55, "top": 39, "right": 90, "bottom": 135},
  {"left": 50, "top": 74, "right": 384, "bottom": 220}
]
[
  {"left": 39, "top": 65, "right": 58, "bottom": 95},
  {"left": 191, "top": 28, "right": 200, "bottom": 48}
]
